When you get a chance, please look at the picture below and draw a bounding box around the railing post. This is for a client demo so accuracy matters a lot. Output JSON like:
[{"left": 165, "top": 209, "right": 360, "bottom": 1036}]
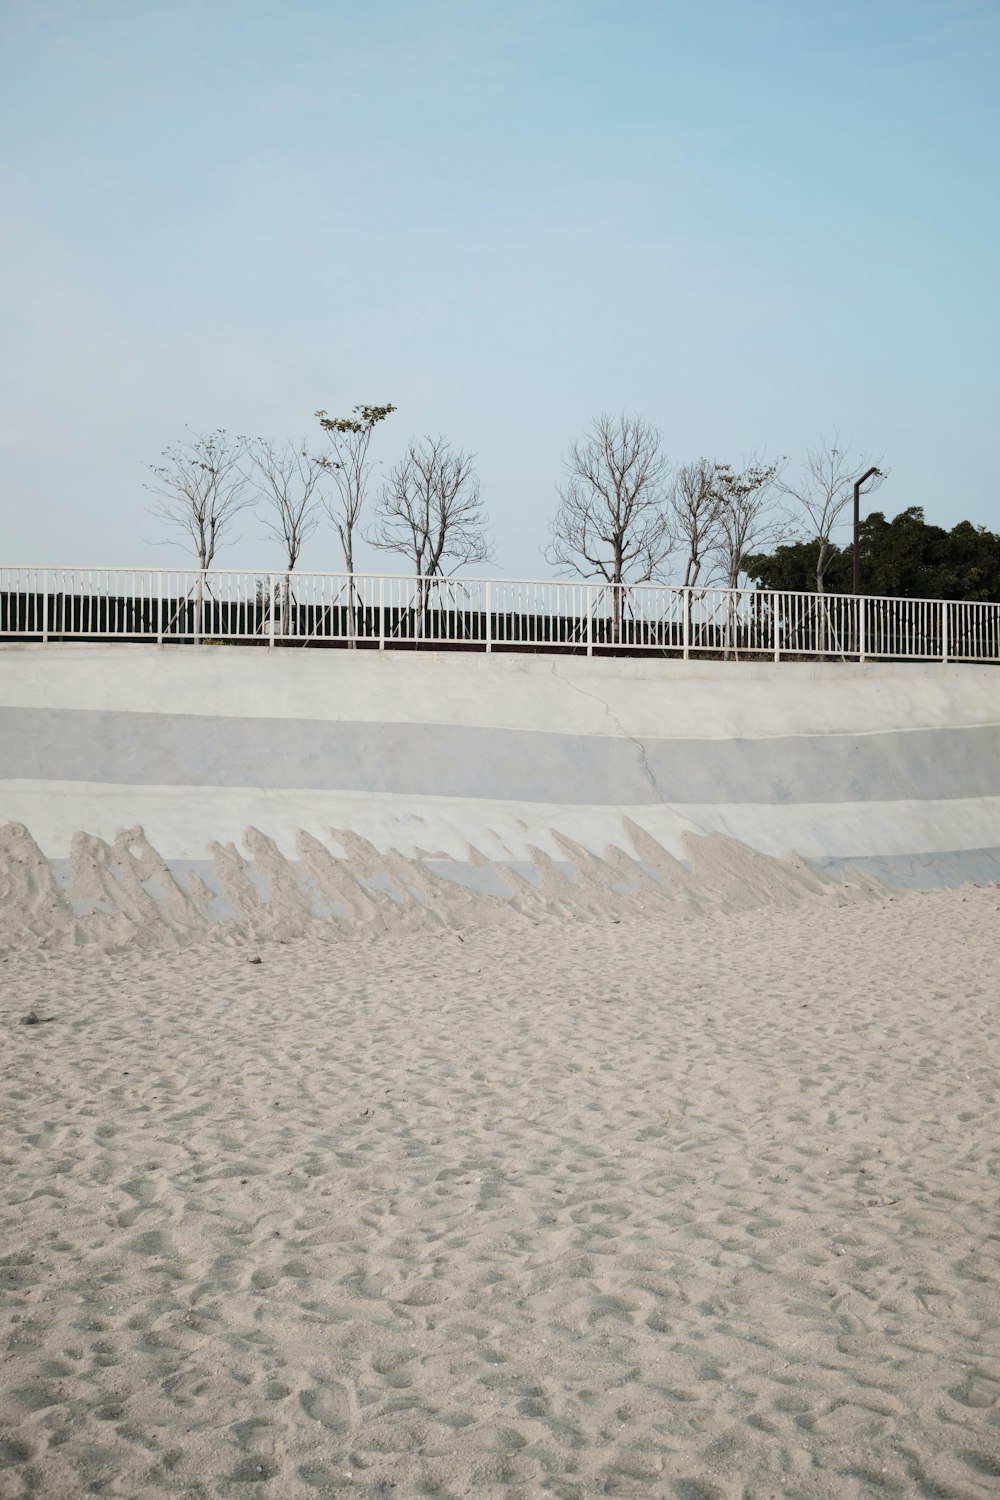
[
  {"left": 941, "top": 600, "right": 949, "bottom": 663},
  {"left": 20, "top": 569, "right": 1000, "bottom": 670}
]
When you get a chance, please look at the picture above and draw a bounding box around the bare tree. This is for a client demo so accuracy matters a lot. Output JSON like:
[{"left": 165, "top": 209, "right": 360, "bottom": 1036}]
[
  {"left": 369, "top": 436, "right": 491, "bottom": 630},
  {"left": 146, "top": 428, "right": 252, "bottom": 569},
  {"left": 711, "top": 459, "right": 789, "bottom": 592},
  {"left": 668, "top": 459, "right": 724, "bottom": 588},
  {"left": 145, "top": 428, "right": 253, "bottom": 642},
  {"left": 315, "top": 404, "right": 396, "bottom": 575},
  {"left": 248, "top": 440, "right": 325, "bottom": 632},
  {"left": 780, "top": 437, "right": 884, "bottom": 593},
  {"left": 547, "top": 412, "right": 672, "bottom": 583},
  {"left": 315, "top": 403, "right": 395, "bottom": 643},
  {"left": 709, "top": 459, "right": 790, "bottom": 658},
  {"left": 546, "top": 413, "right": 672, "bottom": 640}
]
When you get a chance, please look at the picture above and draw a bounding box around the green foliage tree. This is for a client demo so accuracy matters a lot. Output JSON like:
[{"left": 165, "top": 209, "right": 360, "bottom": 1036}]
[{"left": 744, "top": 507, "right": 1000, "bottom": 601}]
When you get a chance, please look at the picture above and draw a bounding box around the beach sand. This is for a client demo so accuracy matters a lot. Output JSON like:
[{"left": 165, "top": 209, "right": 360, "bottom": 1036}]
[{"left": 2, "top": 886, "right": 999, "bottom": 1498}]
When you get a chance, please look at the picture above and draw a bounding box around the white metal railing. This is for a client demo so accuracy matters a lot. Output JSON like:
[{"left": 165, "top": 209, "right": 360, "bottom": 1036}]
[{"left": 1, "top": 566, "right": 998, "bottom": 663}]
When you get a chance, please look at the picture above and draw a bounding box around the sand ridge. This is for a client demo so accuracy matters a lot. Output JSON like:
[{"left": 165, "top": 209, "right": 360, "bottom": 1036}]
[
  {"left": 2, "top": 887, "right": 999, "bottom": 1497},
  {"left": 0, "top": 820, "right": 891, "bottom": 953}
]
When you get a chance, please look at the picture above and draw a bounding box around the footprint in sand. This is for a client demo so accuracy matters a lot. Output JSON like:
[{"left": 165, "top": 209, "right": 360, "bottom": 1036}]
[
  {"left": 299, "top": 1377, "right": 354, "bottom": 1434},
  {"left": 0, "top": 1436, "right": 33, "bottom": 1465},
  {"left": 229, "top": 1418, "right": 284, "bottom": 1484},
  {"left": 128, "top": 1228, "right": 174, "bottom": 1258},
  {"left": 116, "top": 1177, "right": 158, "bottom": 1227},
  {"left": 250, "top": 1266, "right": 280, "bottom": 1290}
]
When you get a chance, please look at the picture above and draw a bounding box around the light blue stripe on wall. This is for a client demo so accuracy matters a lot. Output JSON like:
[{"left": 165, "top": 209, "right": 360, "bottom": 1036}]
[{"left": 2, "top": 707, "right": 999, "bottom": 805}]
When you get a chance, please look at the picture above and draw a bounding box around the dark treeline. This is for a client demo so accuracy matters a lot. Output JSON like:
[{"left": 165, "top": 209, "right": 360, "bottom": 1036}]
[{"left": 745, "top": 508, "right": 1000, "bottom": 603}]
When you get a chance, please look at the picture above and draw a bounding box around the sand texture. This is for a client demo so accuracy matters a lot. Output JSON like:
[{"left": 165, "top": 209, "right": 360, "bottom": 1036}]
[{"left": 2, "top": 885, "right": 1000, "bottom": 1497}]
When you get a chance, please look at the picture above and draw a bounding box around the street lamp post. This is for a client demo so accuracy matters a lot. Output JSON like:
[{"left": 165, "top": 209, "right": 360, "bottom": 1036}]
[{"left": 852, "top": 466, "right": 883, "bottom": 595}]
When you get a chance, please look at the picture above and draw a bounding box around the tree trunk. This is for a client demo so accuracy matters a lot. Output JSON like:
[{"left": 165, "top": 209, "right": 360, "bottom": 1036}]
[
  {"left": 415, "top": 571, "right": 426, "bottom": 643},
  {"left": 344, "top": 532, "right": 358, "bottom": 649},
  {"left": 194, "top": 568, "right": 206, "bottom": 645},
  {"left": 725, "top": 566, "right": 739, "bottom": 660}
]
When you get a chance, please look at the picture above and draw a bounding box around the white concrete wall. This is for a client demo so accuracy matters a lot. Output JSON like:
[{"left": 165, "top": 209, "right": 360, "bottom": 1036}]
[{"left": 2, "top": 644, "right": 999, "bottom": 886}]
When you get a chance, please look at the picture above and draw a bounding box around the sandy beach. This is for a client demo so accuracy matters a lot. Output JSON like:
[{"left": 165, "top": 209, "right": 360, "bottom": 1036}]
[{"left": 2, "top": 884, "right": 999, "bottom": 1498}]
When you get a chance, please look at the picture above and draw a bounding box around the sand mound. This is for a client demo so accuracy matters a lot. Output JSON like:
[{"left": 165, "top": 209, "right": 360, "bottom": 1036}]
[{"left": 0, "top": 819, "right": 893, "bottom": 952}]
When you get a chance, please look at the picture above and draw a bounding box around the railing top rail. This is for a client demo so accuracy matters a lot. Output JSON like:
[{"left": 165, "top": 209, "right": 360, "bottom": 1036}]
[{"left": 2, "top": 565, "right": 998, "bottom": 613}]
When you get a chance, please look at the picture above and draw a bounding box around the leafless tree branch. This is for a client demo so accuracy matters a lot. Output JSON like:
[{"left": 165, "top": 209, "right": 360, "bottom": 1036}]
[
  {"left": 369, "top": 435, "right": 492, "bottom": 590},
  {"left": 315, "top": 404, "right": 396, "bottom": 575},
  {"left": 668, "top": 459, "right": 724, "bottom": 588},
  {"left": 546, "top": 413, "right": 673, "bottom": 586},
  {"left": 145, "top": 428, "right": 252, "bottom": 569},
  {"left": 711, "top": 457, "right": 792, "bottom": 591},
  {"left": 780, "top": 436, "right": 885, "bottom": 592},
  {"left": 248, "top": 439, "right": 324, "bottom": 574}
]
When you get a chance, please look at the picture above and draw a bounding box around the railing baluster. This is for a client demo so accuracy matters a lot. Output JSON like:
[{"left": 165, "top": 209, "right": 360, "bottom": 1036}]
[{"left": 6, "top": 568, "right": 998, "bottom": 668}]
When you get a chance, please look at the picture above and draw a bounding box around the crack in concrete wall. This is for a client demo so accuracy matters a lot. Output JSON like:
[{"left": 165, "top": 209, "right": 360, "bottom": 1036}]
[{"left": 560, "top": 672, "right": 667, "bottom": 805}]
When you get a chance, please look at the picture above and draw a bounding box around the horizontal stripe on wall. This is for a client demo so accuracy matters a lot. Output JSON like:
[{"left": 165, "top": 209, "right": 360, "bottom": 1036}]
[
  {"left": 2, "top": 707, "right": 999, "bottom": 806},
  {"left": 4, "top": 780, "right": 1000, "bottom": 864}
]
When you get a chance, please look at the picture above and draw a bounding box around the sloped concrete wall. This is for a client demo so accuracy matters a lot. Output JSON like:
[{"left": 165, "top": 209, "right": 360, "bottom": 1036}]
[{"left": 2, "top": 644, "right": 999, "bottom": 892}]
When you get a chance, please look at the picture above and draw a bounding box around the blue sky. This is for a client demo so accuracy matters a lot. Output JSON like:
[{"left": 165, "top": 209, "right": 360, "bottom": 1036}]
[{"left": 1, "top": 0, "right": 998, "bottom": 576}]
